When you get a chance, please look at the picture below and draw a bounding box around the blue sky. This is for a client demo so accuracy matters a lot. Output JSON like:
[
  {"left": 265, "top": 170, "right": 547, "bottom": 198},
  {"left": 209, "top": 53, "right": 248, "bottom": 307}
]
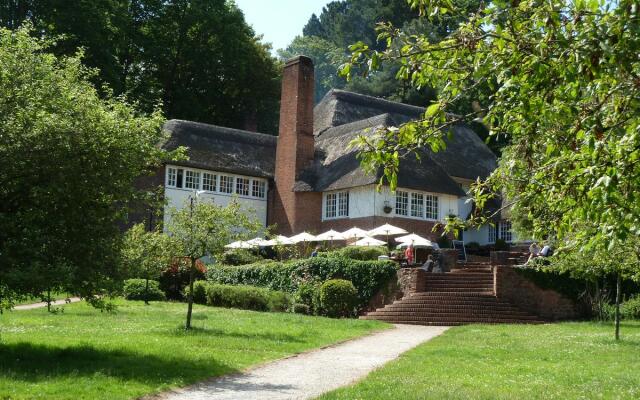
[{"left": 234, "top": 0, "right": 331, "bottom": 52}]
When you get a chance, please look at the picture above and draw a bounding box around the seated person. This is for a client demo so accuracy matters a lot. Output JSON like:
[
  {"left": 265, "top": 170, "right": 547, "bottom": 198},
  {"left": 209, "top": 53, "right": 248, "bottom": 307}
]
[
  {"left": 539, "top": 244, "right": 553, "bottom": 257},
  {"left": 527, "top": 242, "right": 540, "bottom": 263},
  {"left": 420, "top": 255, "right": 435, "bottom": 272}
]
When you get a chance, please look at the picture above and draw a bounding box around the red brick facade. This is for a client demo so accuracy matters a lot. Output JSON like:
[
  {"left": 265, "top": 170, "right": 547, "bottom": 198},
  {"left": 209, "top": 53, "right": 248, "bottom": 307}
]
[{"left": 269, "top": 56, "right": 320, "bottom": 235}]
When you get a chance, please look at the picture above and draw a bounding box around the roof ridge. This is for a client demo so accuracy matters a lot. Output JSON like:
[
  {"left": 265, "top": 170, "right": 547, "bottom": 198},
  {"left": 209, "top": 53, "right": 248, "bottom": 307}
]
[
  {"left": 164, "top": 119, "right": 277, "bottom": 147},
  {"left": 326, "top": 89, "right": 425, "bottom": 116},
  {"left": 316, "top": 113, "right": 395, "bottom": 141}
]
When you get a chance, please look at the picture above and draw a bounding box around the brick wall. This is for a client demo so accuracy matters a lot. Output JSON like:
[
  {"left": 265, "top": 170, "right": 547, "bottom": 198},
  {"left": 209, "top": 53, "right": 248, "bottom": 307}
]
[
  {"left": 494, "top": 265, "right": 579, "bottom": 320},
  {"left": 270, "top": 56, "right": 319, "bottom": 235},
  {"left": 366, "top": 268, "right": 424, "bottom": 313}
]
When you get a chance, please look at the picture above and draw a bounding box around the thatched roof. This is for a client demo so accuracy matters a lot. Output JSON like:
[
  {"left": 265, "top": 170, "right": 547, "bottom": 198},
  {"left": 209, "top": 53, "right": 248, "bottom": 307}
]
[
  {"left": 314, "top": 89, "right": 423, "bottom": 136},
  {"left": 295, "top": 114, "right": 466, "bottom": 196},
  {"left": 162, "top": 119, "right": 277, "bottom": 179},
  {"left": 312, "top": 89, "right": 497, "bottom": 181}
]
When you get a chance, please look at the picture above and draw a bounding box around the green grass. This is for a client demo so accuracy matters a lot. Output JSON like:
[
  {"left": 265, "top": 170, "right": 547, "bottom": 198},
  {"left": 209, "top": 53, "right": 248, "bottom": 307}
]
[
  {"left": 0, "top": 299, "right": 387, "bottom": 399},
  {"left": 319, "top": 322, "right": 640, "bottom": 400}
]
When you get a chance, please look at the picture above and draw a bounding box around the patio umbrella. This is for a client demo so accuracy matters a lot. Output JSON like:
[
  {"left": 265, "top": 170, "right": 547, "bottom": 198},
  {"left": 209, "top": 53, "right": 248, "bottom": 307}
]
[
  {"left": 315, "top": 229, "right": 345, "bottom": 247},
  {"left": 224, "top": 240, "right": 254, "bottom": 249},
  {"left": 341, "top": 227, "right": 369, "bottom": 241},
  {"left": 246, "top": 237, "right": 271, "bottom": 247},
  {"left": 263, "top": 235, "right": 294, "bottom": 246},
  {"left": 288, "top": 232, "right": 318, "bottom": 244},
  {"left": 351, "top": 236, "right": 387, "bottom": 247},
  {"left": 367, "top": 223, "right": 408, "bottom": 251},
  {"left": 395, "top": 233, "right": 439, "bottom": 248}
]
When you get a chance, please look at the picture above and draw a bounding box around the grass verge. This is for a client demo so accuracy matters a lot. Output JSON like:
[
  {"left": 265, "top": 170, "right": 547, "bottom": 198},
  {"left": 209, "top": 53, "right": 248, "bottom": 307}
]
[
  {"left": 318, "top": 321, "right": 640, "bottom": 400},
  {"left": 0, "top": 299, "right": 387, "bottom": 399}
]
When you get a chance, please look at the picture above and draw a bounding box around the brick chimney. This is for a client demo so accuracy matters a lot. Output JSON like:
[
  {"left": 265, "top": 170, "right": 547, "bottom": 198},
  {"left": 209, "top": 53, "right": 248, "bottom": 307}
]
[{"left": 269, "top": 56, "right": 321, "bottom": 234}]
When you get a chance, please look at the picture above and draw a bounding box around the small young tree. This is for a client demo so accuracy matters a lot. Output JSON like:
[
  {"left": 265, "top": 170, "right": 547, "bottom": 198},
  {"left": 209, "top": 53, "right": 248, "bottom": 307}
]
[
  {"left": 167, "top": 198, "right": 260, "bottom": 329},
  {"left": 121, "top": 224, "right": 177, "bottom": 305}
]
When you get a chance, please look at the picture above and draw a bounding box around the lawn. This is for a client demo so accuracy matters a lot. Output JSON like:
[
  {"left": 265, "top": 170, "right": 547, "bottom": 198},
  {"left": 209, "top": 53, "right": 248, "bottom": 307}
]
[
  {"left": 319, "top": 321, "right": 640, "bottom": 400},
  {"left": 0, "top": 299, "right": 387, "bottom": 400}
]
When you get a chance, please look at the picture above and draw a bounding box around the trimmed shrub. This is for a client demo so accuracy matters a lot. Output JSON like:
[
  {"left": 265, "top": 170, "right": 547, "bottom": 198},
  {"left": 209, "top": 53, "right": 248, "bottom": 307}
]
[
  {"left": 622, "top": 295, "right": 640, "bottom": 320},
  {"left": 294, "top": 282, "right": 321, "bottom": 313},
  {"left": 204, "top": 283, "right": 291, "bottom": 312},
  {"left": 292, "top": 303, "right": 311, "bottom": 315},
  {"left": 207, "top": 257, "right": 397, "bottom": 311},
  {"left": 190, "top": 280, "right": 209, "bottom": 304},
  {"left": 321, "top": 246, "right": 387, "bottom": 261},
  {"left": 123, "top": 279, "right": 166, "bottom": 301},
  {"left": 220, "top": 249, "right": 263, "bottom": 266},
  {"left": 319, "top": 279, "right": 358, "bottom": 318}
]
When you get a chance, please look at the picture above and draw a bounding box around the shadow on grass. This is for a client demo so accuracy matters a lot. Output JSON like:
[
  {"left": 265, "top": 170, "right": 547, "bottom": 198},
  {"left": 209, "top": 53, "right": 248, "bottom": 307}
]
[
  {"left": 0, "top": 342, "right": 237, "bottom": 384},
  {"left": 165, "top": 326, "right": 306, "bottom": 344}
]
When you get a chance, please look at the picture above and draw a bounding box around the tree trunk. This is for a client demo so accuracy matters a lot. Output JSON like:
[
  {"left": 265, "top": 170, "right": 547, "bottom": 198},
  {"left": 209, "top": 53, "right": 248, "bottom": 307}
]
[
  {"left": 47, "top": 288, "right": 51, "bottom": 312},
  {"left": 615, "top": 273, "right": 621, "bottom": 340},
  {"left": 185, "top": 257, "right": 196, "bottom": 330},
  {"left": 144, "top": 277, "right": 150, "bottom": 305}
]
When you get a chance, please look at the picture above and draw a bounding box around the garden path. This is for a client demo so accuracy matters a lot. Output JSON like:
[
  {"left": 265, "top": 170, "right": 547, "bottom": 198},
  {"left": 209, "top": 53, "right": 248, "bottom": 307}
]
[
  {"left": 14, "top": 297, "right": 81, "bottom": 310},
  {"left": 155, "top": 324, "right": 448, "bottom": 400}
]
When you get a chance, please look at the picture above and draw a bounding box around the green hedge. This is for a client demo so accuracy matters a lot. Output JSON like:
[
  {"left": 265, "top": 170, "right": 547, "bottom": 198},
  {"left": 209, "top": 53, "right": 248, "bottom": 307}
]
[
  {"left": 319, "top": 279, "right": 358, "bottom": 318},
  {"left": 219, "top": 249, "right": 263, "bottom": 266},
  {"left": 207, "top": 257, "right": 397, "bottom": 310},
  {"left": 123, "top": 279, "right": 166, "bottom": 301},
  {"left": 191, "top": 282, "right": 290, "bottom": 312},
  {"left": 319, "top": 246, "right": 387, "bottom": 261}
]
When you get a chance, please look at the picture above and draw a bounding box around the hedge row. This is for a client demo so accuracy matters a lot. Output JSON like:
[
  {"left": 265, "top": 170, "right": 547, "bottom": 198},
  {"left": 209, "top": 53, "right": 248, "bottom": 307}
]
[
  {"left": 190, "top": 281, "right": 290, "bottom": 312},
  {"left": 206, "top": 257, "right": 397, "bottom": 310}
]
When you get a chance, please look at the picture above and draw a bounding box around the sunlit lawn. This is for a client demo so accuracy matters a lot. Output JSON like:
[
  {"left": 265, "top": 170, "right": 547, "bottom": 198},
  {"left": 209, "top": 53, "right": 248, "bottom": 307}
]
[
  {"left": 0, "top": 299, "right": 388, "bottom": 400},
  {"left": 318, "top": 321, "right": 640, "bottom": 400}
]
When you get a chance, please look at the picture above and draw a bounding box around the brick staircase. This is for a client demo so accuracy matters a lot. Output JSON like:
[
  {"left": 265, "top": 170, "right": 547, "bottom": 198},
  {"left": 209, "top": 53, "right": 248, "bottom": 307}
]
[{"left": 361, "top": 262, "right": 545, "bottom": 326}]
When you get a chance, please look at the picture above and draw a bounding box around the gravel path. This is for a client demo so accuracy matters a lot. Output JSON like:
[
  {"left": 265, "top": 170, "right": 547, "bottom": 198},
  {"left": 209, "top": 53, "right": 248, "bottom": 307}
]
[
  {"left": 13, "top": 297, "right": 81, "bottom": 311},
  {"left": 156, "top": 324, "right": 449, "bottom": 400}
]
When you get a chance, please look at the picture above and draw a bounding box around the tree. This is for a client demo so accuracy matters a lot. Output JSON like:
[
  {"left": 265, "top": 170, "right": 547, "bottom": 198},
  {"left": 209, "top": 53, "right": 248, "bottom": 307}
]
[
  {"left": 0, "top": 25, "right": 176, "bottom": 310},
  {"left": 121, "top": 224, "right": 177, "bottom": 305},
  {"left": 167, "top": 198, "right": 260, "bottom": 329},
  {"left": 343, "top": 0, "right": 640, "bottom": 338},
  {"left": 278, "top": 35, "right": 346, "bottom": 103},
  {"left": 0, "top": 0, "right": 282, "bottom": 134}
]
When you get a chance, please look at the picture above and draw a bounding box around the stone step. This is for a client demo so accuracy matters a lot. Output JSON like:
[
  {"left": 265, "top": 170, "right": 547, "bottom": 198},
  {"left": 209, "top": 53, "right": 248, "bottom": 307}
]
[
  {"left": 425, "top": 282, "right": 494, "bottom": 287},
  {"left": 408, "top": 292, "right": 496, "bottom": 297},
  {"left": 382, "top": 304, "right": 525, "bottom": 312},
  {"left": 367, "top": 313, "right": 539, "bottom": 321},
  {"left": 360, "top": 315, "right": 544, "bottom": 324}
]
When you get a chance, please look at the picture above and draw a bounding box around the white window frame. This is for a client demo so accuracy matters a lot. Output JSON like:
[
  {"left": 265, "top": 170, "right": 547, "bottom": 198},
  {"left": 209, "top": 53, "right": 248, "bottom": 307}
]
[
  {"left": 337, "top": 191, "right": 349, "bottom": 217},
  {"left": 395, "top": 190, "right": 409, "bottom": 216},
  {"left": 488, "top": 224, "right": 497, "bottom": 243},
  {"left": 236, "top": 177, "right": 250, "bottom": 196},
  {"left": 324, "top": 191, "right": 349, "bottom": 220},
  {"left": 499, "top": 220, "right": 513, "bottom": 243},
  {"left": 202, "top": 172, "right": 216, "bottom": 192},
  {"left": 410, "top": 193, "right": 424, "bottom": 218},
  {"left": 184, "top": 170, "right": 201, "bottom": 190},
  {"left": 167, "top": 167, "right": 177, "bottom": 187},
  {"left": 219, "top": 175, "right": 233, "bottom": 194},
  {"left": 425, "top": 194, "right": 439, "bottom": 220},
  {"left": 252, "top": 180, "right": 266, "bottom": 198}
]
